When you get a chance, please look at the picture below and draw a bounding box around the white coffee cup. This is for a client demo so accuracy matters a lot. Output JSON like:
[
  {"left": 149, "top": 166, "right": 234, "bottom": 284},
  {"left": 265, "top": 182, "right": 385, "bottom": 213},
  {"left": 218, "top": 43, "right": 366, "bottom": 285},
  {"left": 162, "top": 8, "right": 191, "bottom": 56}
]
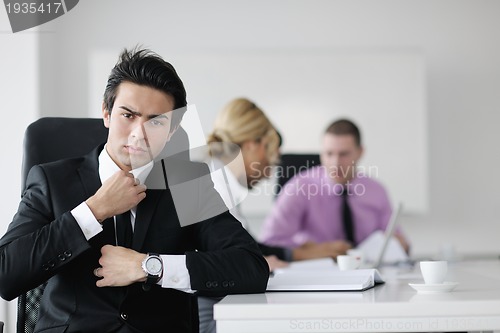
[
  {"left": 420, "top": 261, "right": 448, "bottom": 284},
  {"left": 337, "top": 255, "right": 361, "bottom": 271},
  {"left": 346, "top": 249, "right": 364, "bottom": 264}
]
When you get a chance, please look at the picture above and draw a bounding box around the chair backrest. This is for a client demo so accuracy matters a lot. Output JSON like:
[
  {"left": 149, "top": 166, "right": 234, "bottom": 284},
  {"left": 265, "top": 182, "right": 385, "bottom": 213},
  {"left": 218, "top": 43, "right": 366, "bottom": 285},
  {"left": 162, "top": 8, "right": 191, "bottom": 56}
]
[
  {"left": 18, "top": 117, "right": 108, "bottom": 333},
  {"left": 21, "top": 117, "right": 109, "bottom": 192},
  {"left": 17, "top": 117, "right": 190, "bottom": 333},
  {"left": 274, "top": 153, "right": 321, "bottom": 196}
]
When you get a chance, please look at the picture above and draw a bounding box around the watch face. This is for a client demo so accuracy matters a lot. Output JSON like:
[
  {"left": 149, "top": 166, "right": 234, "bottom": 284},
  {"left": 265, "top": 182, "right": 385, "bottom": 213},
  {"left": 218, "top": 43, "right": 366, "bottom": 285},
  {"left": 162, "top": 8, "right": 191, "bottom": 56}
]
[{"left": 146, "top": 257, "right": 162, "bottom": 275}]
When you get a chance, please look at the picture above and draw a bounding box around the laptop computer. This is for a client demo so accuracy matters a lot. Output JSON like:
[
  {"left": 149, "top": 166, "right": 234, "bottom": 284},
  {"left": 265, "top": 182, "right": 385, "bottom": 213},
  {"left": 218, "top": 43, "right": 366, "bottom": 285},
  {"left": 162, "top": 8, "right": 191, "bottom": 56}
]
[{"left": 357, "top": 202, "right": 407, "bottom": 269}]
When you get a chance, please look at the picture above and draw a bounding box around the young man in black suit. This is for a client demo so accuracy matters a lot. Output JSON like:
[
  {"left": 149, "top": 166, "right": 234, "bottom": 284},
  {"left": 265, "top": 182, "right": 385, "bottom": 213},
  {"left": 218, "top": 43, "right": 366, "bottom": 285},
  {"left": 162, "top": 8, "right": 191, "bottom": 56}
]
[{"left": 0, "top": 48, "right": 269, "bottom": 333}]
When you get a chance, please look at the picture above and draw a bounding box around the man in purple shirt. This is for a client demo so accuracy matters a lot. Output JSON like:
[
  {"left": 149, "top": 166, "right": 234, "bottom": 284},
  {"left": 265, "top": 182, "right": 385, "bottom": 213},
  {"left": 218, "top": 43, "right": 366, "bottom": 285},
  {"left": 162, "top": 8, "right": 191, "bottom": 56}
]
[{"left": 260, "top": 119, "right": 409, "bottom": 257}]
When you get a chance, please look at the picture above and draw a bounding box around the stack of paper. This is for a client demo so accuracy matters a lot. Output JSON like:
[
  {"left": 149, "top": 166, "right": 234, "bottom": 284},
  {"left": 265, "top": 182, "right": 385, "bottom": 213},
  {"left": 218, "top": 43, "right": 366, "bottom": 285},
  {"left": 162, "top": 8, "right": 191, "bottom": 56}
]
[{"left": 267, "top": 259, "right": 384, "bottom": 291}]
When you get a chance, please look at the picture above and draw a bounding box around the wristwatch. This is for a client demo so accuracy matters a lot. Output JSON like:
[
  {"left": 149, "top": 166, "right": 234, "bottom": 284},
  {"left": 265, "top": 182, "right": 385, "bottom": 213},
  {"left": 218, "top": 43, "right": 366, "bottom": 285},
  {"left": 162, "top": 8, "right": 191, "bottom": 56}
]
[{"left": 141, "top": 253, "right": 163, "bottom": 287}]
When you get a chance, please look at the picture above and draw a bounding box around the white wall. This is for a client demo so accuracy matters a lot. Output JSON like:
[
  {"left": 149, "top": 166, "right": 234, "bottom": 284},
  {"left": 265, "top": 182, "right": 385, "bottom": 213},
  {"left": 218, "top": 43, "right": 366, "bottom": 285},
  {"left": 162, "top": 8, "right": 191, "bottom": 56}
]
[
  {"left": 32, "top": 0, "right": 500, "bottom": 258},
  {"left": 90, "top": 49, "right": 429, "bottom": 216},
  {"left": 0, "top": 11, "right": 39, "bottom": 333},
  {"left": 1, "top": 4, "right": 500, "bottom": 328}
]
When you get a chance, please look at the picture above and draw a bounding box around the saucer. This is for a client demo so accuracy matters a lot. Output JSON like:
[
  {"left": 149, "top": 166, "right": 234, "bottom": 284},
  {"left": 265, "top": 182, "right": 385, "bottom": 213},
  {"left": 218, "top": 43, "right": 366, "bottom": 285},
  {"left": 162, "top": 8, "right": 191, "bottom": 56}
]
[{"left": 408, "top": 281, "right": 459, "bottom": 294}]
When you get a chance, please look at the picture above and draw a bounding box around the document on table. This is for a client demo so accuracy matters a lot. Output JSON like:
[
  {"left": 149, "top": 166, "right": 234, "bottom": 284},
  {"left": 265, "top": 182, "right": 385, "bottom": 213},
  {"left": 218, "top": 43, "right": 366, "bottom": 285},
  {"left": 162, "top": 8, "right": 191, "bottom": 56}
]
[
  {"left": 280, "top": 257, "right": 337, "bottom": 271},
  {"left": 267, "top": 258, "right": 384, "bottom": 291}
]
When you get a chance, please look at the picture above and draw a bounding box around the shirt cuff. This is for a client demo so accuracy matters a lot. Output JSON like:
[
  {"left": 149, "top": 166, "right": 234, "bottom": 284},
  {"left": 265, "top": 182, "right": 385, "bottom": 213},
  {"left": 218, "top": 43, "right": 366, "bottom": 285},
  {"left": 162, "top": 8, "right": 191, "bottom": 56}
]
[
  {"left": 71, "top": 202, "right": 103, "bottom": 240},
  {"left": 160, "top": 255, "right": 194, "bottom": 293}
]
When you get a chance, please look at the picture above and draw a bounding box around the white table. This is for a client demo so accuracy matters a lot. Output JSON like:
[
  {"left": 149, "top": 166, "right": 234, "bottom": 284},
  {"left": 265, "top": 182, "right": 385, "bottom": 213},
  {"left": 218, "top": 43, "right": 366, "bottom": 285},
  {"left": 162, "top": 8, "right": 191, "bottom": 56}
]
[{"left": 214, "top": 260, "right": 500, "bottom": 332}]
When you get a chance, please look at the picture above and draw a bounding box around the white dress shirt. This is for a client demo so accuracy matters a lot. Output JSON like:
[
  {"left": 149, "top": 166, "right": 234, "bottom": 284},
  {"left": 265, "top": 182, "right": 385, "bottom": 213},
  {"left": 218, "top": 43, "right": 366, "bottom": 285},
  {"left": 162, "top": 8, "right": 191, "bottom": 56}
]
[
  {"left": 71, "top": 145, "right": 192, "bottom": 291},
  {"left": 208, "top": 158, "right": 249, "bottom": 228}
]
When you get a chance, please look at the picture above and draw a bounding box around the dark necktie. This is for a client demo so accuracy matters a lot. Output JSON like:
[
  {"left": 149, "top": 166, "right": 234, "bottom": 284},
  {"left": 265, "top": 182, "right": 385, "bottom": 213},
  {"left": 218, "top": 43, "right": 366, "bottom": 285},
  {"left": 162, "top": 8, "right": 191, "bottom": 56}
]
[
  {"left": 115, "top": 211, "right": 133, "bottom": 248},
  {"left": 341, "top": 187, "right": 355, "bottom": 245},
  {"left": 101, "top": 218, "right": 115, "bottom": 241}
]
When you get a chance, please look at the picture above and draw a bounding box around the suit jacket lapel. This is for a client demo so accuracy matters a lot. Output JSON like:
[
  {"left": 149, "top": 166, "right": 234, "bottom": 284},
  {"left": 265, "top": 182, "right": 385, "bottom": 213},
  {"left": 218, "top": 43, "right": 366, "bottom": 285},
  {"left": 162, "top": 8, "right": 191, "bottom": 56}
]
[
  {"left": 75, "top": 145, "right": 117, "bottom": 246},
  {"left": 133, "top": 190, "right": 162, "bottom": 251},
  {"left": 77, "top": 145, "right": 103, "bottom": 198},
  {"left": 75, "top": 146, "right": 165, "bottom": 251}
]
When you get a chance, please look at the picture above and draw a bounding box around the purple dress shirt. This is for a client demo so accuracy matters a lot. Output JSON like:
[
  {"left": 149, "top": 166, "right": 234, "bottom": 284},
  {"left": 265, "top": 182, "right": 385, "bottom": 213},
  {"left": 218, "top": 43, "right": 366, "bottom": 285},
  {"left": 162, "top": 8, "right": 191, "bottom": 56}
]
[{"left": 260, "top": 166, "right": 398, "bottom": 248}]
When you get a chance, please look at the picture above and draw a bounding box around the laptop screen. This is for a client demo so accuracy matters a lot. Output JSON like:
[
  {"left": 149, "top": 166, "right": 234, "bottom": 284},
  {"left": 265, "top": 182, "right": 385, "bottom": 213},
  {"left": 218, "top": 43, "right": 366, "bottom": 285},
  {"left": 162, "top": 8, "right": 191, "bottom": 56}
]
[{"left": 372, "top": 202, "right": 403, "bottom": 268}]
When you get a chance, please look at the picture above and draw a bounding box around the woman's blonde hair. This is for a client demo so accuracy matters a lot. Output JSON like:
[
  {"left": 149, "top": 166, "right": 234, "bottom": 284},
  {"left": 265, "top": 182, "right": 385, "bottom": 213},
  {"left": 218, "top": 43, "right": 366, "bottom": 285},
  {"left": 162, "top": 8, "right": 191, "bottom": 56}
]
[{"left": 207, "top": 98, "right": 280, "bottom": 165}]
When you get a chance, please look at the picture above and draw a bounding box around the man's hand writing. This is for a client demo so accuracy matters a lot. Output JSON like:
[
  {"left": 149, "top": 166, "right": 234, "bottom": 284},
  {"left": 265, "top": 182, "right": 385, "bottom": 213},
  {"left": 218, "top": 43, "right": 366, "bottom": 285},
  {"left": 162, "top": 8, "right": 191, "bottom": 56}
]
[
  {"left": 292, "top": 240, "right": 352, "bottom": 261},
  {"left": 264, "top": 255, "right": 289, "bottom": 272}
]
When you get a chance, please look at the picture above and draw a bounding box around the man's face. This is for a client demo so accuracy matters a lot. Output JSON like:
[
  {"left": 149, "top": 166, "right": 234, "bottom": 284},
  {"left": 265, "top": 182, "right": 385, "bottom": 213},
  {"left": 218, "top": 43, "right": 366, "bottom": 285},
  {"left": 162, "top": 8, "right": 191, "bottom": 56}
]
[
  {"left": 103, "top": 81, "right": 175, "bottom": 171},
  {"left": 320, "top": 133, "right": 363, "bottom": 184}
]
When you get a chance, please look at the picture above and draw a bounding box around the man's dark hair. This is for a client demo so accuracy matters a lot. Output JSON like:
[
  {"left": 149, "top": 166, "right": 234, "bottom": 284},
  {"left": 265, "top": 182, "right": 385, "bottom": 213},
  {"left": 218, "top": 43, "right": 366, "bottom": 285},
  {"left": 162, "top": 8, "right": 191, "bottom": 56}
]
[
  {"left": 325, "top": 119, "right": 362, "bottom": 147},
  {"left": 103, "top": 47, "right": 187, "bottom": 132}
]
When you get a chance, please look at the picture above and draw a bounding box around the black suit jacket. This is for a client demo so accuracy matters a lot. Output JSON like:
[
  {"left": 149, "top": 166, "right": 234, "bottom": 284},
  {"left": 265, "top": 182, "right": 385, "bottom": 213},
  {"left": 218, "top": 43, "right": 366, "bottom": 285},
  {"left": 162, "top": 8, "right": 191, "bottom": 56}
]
[{"left": 0, "top": 145, "right": 269, "bottom": 333}]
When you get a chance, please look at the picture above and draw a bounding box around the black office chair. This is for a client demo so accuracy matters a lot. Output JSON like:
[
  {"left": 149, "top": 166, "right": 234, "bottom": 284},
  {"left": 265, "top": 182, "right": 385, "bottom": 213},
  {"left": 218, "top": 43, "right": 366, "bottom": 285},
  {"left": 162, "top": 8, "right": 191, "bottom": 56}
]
[
  {"left": 18, "top": 117, "right": 109, "bottom": 333},
  {"left": 17, "top": 117, "right": 190, "bottom": 333},
  {"left": 0, "top": 320, "right": 4, "bottom": 333},
  {"left": 274, "top": 153, "right": 321, "bottom": 196}
]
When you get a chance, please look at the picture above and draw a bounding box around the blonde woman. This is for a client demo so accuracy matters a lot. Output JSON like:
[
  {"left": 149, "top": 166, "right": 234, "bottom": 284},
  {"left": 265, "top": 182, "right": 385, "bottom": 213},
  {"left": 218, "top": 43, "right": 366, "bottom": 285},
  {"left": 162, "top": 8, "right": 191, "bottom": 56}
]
[
  {"left": 199, "top": 98, "right": 287, "bottom": 333},
  {"left": 199, "top": 98, "right": 350, "bottom": 333},
  {"left": 206, "top": 98, "right": 351, "bottom": 263}
]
